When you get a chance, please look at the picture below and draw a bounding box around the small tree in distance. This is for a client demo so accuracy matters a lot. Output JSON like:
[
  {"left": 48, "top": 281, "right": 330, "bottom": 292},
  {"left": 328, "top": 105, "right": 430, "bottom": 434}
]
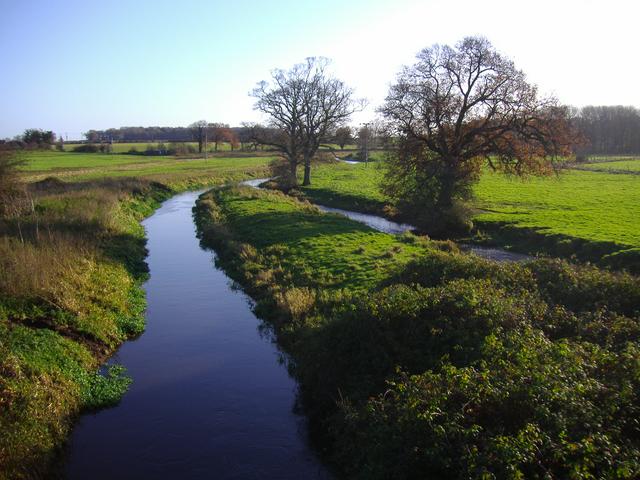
[
  {"left": 334, "top": 126, "right": 353, "bottom": 150},
  {"left": 381, "top": 36, "right": 580, "bottom": 235},
  {"left": 251, "top": 57, "right": 364, "bottom": 186},
  {"left": 189, "top": 120, "right": 208, "bottom": 153}
]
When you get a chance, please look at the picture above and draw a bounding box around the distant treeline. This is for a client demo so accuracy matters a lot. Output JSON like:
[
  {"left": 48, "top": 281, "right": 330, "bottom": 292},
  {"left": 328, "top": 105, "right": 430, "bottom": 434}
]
[
  {"left": 574, "top": 105, "right": 640, "bottom": 156},
  {"left": 84, "top": 126, "right": 250, "bottom": 143},
  {"left": 9, "top": 105, "right": 636, "bottom": 156}
]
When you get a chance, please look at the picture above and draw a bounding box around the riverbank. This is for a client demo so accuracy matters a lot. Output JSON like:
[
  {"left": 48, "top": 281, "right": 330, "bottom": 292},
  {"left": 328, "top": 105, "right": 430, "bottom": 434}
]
[
  {"left": 0, "top": 159, "right": 269, "bottom": 479},
  {"left": 194, "top": 185, "right": 640, "bottom": 478}
]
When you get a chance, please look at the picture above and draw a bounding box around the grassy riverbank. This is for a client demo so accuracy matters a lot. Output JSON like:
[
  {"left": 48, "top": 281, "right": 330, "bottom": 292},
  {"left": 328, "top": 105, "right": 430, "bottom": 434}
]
[
  {"left": 298, "top": 161, "right": 640, "bottom": 272},
  {"left": 0, "top": 152, "right": 271, "bottom": 479},
  {"left": 195, "top": 185, "right": 640, "bottom": 478}
]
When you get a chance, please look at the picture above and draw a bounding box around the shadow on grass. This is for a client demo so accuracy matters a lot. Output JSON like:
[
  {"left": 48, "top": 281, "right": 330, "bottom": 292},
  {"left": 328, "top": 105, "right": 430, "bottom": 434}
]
[
  {"left": 228, "top": 210, "right": 376, "bottom": 249},
  {"left": 300, "top": 187, "right": 386, "bottom": 215}
]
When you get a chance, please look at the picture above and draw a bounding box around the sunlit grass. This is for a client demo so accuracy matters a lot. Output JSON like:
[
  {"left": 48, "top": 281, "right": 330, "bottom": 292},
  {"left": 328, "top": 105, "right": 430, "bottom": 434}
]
[{"left": 211, "top": 186, "right": 429, "bottom": 291}]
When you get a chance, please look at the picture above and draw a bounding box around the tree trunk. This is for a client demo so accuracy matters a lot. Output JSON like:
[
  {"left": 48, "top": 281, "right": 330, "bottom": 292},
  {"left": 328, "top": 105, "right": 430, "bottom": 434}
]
[
  {"left": 437, "top": 162, "right": 457, "bottom": 209},
  {"left": 302, "top": 159, "right": 311, "bottom": 186},
  {"left": 289, "top": 160, "right": 298, "bottom": 186}
]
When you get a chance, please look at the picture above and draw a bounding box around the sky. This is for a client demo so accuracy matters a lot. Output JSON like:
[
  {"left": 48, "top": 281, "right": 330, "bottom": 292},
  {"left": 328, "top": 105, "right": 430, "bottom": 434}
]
[{"left": 1, "top": 0, "right": 639, "bottom": 139}]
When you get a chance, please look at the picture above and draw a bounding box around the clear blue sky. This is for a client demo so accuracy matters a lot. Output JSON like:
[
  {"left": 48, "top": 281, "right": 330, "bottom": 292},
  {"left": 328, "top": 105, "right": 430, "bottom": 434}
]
[{"left": 1, "top": 0, "right": 639, "bottom": 139}]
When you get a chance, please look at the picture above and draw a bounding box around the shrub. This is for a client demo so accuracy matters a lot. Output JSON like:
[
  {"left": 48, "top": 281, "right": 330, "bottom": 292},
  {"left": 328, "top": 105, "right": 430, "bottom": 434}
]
[
  {"left": 72, "top": 144, "right": 99, "bottom": 153},
  {"left": 335, "top": 329, "right": 640, "bottom": 480}
]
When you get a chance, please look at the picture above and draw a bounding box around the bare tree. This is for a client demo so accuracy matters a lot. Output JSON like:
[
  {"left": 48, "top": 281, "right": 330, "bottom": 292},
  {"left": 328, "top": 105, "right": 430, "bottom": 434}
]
[
  {"left": 574, "top": 105, "right": 640, "bottom": 156},
  {"left": 207, "top": 122, "right": 227, "bottom": 151},
  {"left": 189, "top": 120, "right": 208, "bottom": 153},
  {"left": 381, "top": 36, "right": 579, "bottom": 234},
  {"left": 251, "top": 57, "right": 364, "bottom": 186}
]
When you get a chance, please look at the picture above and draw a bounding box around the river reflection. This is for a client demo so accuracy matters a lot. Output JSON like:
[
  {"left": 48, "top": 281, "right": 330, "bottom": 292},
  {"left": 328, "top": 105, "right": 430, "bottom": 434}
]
[{"left": 65, "top": 190, "right": 330, "bottom": 480}]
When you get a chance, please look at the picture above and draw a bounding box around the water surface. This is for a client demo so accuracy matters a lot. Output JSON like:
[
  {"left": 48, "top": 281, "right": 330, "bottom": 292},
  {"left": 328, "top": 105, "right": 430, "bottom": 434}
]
[{"left": 65, "top": 190, "right": 330, "bottom": 480}]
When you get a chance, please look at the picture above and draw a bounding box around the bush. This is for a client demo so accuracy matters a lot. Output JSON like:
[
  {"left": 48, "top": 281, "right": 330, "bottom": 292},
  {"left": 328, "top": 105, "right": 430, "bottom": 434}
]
[
  {"left": 72, "top": 144, "right": 99, "bottom": 153},
  {"left": 336, "top": 329, "right": 640, "bottom": 480}
]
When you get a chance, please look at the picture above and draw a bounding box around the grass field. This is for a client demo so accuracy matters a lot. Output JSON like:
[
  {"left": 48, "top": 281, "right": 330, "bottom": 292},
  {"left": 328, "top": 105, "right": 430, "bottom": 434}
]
[
  {"left": 63, "top": 142, "right": 237, "bottom": 153},
  {"left": 19, "top": 151, "right": 170, "bottom": 170},
  {"left": 61, "top": 142, "right": 359, "bottom": 154},
  {"left": 473, "top": 169, "right": 640, "bottom": 248},
  {"left": 201, "top": 186, "right": 430, "bottom": 292},
  {"left": 18, "top": 150, "right": 274, "bottom": 185},
  {"left": 297, "top": 161, "right": 640, "bottom": 269},
  {"left": 575, "top": 157, "right": 640, "bottom": 172},
  {"left": 300, "top": 161, "right": 387, "bottom": 213}
]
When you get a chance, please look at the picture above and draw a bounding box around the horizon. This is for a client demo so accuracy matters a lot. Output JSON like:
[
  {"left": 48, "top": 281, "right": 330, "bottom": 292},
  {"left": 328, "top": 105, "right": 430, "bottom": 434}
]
[{"left": 2, "top": 0, "right": 639, "bottom": 140}]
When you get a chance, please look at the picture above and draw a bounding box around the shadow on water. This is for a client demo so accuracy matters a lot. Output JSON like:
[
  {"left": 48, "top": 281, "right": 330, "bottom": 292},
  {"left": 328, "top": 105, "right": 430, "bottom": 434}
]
[{"left": 64, "top": 190, "right": 331, "bottom": 479}]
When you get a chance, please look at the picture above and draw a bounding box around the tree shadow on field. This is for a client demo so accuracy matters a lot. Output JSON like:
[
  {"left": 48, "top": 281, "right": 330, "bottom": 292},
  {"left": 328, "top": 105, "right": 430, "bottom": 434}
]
[
  {"left": 300, "top": 187, "right": 386, "bottom": 215},
  {"left": 230, "top": 210, "right": 374, "bottom": 249}
]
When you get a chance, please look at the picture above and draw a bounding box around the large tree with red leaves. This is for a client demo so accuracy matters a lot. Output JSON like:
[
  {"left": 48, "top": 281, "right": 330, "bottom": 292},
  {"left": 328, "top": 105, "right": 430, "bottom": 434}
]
[{"left": 381, "top": 36, "right": 579, "bottom": 234}]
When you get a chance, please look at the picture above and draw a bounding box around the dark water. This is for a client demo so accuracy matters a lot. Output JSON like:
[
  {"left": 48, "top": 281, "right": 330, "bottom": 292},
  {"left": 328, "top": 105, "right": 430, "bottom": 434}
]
[{"left": 65, "top": 191, "right": 330, "bottom": 480}]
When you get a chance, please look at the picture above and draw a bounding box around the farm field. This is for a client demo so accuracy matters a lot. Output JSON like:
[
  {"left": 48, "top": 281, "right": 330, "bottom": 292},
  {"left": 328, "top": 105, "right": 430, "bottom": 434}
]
[
  {"left": 63, "top": 142, "right": 236, "bottom": 153},
  {"left": 300, "top": 161, "right": 387, "bottom": 213},
  {"left": 474, "top": 169, "right": 640, "bottom": 247},
  {"left": 575, "top": 157, "right": 640, "bottom": 172},
  {"left": 19, "top": 150, "right": 170, "bottom": 170},
  {"left": 18, "top": 150, "right": 273, "bottom": 184},
  {"left": 301, "top": 161, "right": 640, "bottom": 252}
]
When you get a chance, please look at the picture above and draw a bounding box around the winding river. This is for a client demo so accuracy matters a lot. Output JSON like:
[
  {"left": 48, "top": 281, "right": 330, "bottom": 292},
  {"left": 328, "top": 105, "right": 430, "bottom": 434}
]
[
  {"left": 65, "top": 190, "right": 330, "bottom": 479},
  {"left": 242, "top": 178, "right": 531, "bottom": 263}
]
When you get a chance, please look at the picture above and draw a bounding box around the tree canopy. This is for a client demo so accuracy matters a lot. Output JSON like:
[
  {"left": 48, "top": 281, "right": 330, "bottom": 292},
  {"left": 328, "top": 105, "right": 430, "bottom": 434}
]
[
  {"left": 252, "top": 57, "right": 363, "bottom": 186},
  {"left": 381, "top": 36, "right": 578, "bottom": 234}
]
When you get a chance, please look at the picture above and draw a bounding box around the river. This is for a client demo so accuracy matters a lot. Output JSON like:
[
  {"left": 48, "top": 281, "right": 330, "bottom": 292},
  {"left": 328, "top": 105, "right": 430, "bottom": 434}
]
[
  {"left": 64, "top": 190, "right": 330, "bottom": 479},
  {"left": 242, "top": 178, "right": 531, "bottom": 263}
]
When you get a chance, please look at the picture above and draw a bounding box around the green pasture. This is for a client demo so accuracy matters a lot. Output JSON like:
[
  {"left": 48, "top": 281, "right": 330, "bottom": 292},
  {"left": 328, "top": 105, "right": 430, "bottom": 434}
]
[
  {"left": 210, "top": 186, "right": 428, "bottom": 291},
  {"left": 18, "top": 151, "right": 273, "bottom": 184},
  {"left": 576, "top": 157, "right": 640, "bottom": 172},
  {"left": 474, "top": 169, "right": 640, "bottom": 248},
  {"left": 63, "top": 142, "right": 238, "bottom": 153},
  {"left": 300, "top": 161, "right": 387, "bottom": 213},
  {"left": 18, "top": 151, "right": 167, "bottom": 170},
  {"left": 61, "top": 142, "right": 358, "bottom": 154},
  {"left": 301, "top": 161, "right": 640, "bottom": 251}
]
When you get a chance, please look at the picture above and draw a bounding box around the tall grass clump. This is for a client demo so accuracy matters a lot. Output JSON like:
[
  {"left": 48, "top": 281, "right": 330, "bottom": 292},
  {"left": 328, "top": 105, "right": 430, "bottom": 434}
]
[{"left": 0, "top": 172, "right": 175, "bottom": 479}]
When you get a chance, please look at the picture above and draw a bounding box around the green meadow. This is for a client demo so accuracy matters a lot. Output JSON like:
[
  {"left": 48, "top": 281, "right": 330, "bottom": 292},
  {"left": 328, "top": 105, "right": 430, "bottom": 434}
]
[
  {"left": 473, "top": 169, "right": 640, "bottom": 248},
  {"left": 202, "top": 186, "right": 430, "bottom": 291},
  {"left": 300, "top": 161, "right": 640, "bottom": 256},
  {"left": 62, "top": 142, "right": 359, "bottom": 154},
  {"left": 18, "top": 150, "right": 273, "bottom": 185},
  {"left": 63, "top": 141, "right": 237, "bottom": 153},
  {"left": 576, "top": 157, "right": 640, "bottom": 172}
]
